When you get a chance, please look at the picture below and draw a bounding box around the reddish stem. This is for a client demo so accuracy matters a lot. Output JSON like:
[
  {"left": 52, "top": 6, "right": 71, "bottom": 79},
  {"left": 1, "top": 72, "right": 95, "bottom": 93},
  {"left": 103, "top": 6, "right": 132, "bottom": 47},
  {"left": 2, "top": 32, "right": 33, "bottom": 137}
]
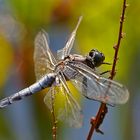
[
  {"left": 110, "top": 0, "right": 127, "bottom": 80},
  {"left": 87, "top": 0, "right": 128, "bottom": 139}
]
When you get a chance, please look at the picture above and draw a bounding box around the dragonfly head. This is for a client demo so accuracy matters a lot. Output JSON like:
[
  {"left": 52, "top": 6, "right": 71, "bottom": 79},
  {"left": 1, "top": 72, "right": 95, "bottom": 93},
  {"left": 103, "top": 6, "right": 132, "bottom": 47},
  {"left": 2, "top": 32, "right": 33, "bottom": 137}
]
[{"left": 86, "top": 49, "right": 105, "bottom": 68}]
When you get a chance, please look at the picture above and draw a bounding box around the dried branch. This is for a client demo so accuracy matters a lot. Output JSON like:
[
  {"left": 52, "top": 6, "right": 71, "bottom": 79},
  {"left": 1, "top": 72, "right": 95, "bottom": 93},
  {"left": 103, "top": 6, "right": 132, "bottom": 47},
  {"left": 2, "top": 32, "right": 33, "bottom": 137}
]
[
  {"left": 51, "top": 91, "right": 57, "bottom": 140},
  {"left": 87, "top": 0, "right": 128, "bottom": 139}
]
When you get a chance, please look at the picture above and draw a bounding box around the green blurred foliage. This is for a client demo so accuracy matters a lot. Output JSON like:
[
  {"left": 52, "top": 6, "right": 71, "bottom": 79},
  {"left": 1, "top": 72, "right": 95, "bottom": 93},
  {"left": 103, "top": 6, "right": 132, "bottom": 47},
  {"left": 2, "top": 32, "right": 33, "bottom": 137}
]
[
  {"left": 0, "top": 35, "right": 13, "bottom": 87},
  {"left": 8, "top": 0, "right": 55, "bottom": 30}
]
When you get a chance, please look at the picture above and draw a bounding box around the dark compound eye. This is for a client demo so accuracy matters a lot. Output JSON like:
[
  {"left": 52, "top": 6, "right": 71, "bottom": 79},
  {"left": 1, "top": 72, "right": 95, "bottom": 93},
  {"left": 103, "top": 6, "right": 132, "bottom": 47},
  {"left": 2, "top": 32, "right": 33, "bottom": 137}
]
[
  {"left": 89, "top": 49, "right": 97, "bottom": 57},
  {"left": 94, "top": 52, "right": 105, "bottom": 62},
  {"left": 87, "top": 49, "right": 105, "bottom": 67}
]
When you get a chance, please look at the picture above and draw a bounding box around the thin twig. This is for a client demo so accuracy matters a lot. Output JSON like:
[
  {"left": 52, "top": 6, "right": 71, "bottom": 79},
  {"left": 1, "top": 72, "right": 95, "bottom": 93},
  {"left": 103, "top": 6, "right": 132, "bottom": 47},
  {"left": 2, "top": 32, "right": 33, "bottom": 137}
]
[
  {"left": 110, "top": 0, "right": 128, "bottom": 80},
  {"left": 51, "top": 90, "right": 57, "bottom": 140},
  {"left": 87, "top": 0, "right": 128, "bottom": 139}
]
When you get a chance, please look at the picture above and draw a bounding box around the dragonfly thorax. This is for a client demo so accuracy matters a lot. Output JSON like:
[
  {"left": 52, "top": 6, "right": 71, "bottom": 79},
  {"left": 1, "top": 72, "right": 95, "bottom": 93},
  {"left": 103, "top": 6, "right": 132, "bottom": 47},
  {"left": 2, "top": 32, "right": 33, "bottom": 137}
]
[{"left": 86, "top": 49, "right": 105, "bottom": 68}]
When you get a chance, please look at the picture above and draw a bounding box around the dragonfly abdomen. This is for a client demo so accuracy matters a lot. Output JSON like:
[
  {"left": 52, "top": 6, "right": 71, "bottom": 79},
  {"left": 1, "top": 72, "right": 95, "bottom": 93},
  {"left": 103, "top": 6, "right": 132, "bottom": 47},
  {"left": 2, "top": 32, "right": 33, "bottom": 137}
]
[{"left": 0, "top": 73, "right": 56, "bottom": 108}]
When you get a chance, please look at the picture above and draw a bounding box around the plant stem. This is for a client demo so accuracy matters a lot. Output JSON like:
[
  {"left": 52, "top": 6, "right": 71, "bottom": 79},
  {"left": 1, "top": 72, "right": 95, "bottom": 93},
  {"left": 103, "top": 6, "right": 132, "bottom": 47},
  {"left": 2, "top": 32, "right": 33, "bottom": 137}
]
[
  {"left": 87, "top": 0, "right": 128, "bottom": 139},
  {"left": 51, "top": 89, "right": 57, "bottom": 140}
]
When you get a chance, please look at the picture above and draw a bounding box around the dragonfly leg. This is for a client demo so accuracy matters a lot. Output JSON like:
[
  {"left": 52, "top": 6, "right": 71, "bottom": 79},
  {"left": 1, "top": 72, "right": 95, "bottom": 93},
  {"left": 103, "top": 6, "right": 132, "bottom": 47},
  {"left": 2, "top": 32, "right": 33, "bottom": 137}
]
[
  {"left": 100, "top": 70, "right": 111, "bottom": 76},
  {"left": 102, "top": 62, "right": 112, "bottom": 65},
  {"left": 100, "top": 61, "right": 111, "bottom": 76}
]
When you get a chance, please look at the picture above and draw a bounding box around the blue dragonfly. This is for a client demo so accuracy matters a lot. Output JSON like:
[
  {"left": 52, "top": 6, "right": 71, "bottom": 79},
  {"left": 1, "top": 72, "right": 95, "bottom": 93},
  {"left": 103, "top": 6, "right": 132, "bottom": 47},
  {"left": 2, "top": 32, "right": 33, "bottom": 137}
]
[{"left": 0, "top": 16, "right": 129, "bottom": 128}]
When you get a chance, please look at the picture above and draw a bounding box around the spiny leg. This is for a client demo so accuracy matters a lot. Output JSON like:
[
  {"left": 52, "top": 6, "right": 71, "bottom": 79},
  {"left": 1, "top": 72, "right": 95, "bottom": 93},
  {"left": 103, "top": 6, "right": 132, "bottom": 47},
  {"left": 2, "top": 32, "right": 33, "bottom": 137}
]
[{"left": 99, "top": 70, "right": 110, "bottom": 76}]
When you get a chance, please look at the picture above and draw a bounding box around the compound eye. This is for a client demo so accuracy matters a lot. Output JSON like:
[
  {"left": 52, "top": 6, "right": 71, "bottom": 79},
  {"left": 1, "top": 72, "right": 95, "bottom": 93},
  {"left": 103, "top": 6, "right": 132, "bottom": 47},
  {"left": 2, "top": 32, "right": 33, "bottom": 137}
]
[
  {"left": 94, "top": 53, "right": 101, "bottom": 62},
  {"left": 89, "top": 49, "right": 97, "bottom": 57},
  {"left": 101, "top": 53, "right": 105, "bottom": 61},
  {"left": 87, "top": 49, "right": 105, "bottom": 67},
  {"left": 89, "top": 51, "right": 94, "bottom": 57}
]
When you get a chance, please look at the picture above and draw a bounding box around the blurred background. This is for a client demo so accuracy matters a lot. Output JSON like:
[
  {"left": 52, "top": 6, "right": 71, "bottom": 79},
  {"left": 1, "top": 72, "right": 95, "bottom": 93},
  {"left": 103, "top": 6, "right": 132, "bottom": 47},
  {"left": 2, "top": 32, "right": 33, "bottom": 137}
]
[{"left": 0, "top": 0, "right": 139, "bottom": 140}]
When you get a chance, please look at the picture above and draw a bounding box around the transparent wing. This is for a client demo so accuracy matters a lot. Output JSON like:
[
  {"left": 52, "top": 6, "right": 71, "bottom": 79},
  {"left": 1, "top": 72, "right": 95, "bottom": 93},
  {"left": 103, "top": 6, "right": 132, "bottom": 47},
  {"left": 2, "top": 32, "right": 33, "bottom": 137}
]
[
  {"left": 34, "top": 30, "right": 57, "bottom": 80},
  {"left": 57, "top": 16, "right": 83, "bottom": 60},
  {"left": 44, "top": 73, "right": 83, "bottom": 128},
  {"left": 64, "top": 62, "right": 129, "bottom": 105}
]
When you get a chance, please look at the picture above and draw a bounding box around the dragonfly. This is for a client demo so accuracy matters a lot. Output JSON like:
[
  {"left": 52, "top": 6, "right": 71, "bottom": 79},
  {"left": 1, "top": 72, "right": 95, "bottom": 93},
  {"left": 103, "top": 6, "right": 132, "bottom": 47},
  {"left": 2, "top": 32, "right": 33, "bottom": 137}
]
[{"left": 0, "top": 16, "right": 129, "bottom": 128}]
